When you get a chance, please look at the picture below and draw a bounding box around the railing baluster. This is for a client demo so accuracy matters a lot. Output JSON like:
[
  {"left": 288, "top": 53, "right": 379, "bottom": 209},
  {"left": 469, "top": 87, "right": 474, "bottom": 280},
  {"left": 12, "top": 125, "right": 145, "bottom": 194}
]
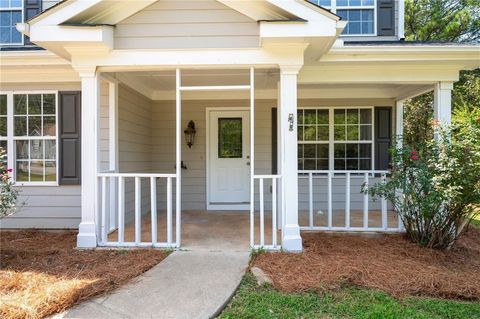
[
  {"left": 328, "top": 172, "right": 333, "bottom": 229},
  {"left": 381, "top": 173, "right": 388, "bottom": 230},
  {"left": 363, "top": 173, "right": 369, "bottom": 229},
  {"left": 259, "top": 178, "right": 265, "bottom": 247},
  {"left": 101, "top": 176, "right": 108, "bottom": 244},
  {"left": 345, "top": 172, "right": 351, "bottom": 229},
  {"left": 118, "top": 176, "right": 125, "bottom": 244},
  {"left": 135, "top": 177, "right": 142, "bottom": 245},
  {"left": 272, "top": 178, "right": 277, "bottom": 248},
  {"left": 167, "top": 176, "right": 173, "bottom": 245},
  {"left": 308, "top": 172, "right": 313, "bottom": 228},
  {"left": 151, "top": 177, "right": 157, "bottom": 245}
]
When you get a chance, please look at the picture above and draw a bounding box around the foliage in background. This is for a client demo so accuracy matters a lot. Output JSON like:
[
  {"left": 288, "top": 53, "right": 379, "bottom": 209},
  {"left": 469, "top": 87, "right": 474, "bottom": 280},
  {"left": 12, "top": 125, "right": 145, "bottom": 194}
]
[
  {"left": 405, "top": 0, "right": 480, "bottom": 42},
  {"left": 0, "top": 148, "right": 18, "bottom": 218},
  {"left": 366, "top": 111, "right": 480, "bottom": 249}
]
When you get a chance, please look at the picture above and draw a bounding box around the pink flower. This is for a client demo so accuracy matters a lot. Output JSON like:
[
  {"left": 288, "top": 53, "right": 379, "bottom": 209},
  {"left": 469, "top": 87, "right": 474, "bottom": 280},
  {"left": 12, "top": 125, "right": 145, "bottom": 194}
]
[
  {"left": 411, "top": 150, "right": 417, "bottom": 156},
  {"left": 7, "top": 168, "right": 12, "bottom": 173},
  {"left": 411, "top": 155, "right": 418, "bottom": 161}
]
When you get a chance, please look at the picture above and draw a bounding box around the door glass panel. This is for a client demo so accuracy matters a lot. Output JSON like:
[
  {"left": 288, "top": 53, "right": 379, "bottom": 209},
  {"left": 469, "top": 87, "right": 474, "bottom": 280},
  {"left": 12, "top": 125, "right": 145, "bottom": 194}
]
[{"left": 218, "top": 118, "right": 242, "bottom": 158}]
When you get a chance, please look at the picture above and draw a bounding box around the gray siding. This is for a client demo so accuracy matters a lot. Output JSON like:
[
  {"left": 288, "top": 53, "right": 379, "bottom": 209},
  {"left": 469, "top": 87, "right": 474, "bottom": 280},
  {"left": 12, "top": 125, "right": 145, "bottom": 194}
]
[{"left": 114, "top": 0, "right": 260, "bottom": 50}]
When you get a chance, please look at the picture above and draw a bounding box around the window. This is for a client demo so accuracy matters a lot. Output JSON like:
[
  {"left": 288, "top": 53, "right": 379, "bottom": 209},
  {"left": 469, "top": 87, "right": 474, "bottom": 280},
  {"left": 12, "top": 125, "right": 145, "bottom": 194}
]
[
  {"left": 218, "top": 118, "right": 243, "bottom": 158},
  {"left": 0, "top": 0, "right": 23, "bottom": 45},
  {"left": 308, "top": 0, "right": 376, "bottom": 35},
  {"left": 298, "top": 107, "right": 374, "bottom": 171},
  {"left": 0, "top": 92, "right": 58, "bottom": 184}
]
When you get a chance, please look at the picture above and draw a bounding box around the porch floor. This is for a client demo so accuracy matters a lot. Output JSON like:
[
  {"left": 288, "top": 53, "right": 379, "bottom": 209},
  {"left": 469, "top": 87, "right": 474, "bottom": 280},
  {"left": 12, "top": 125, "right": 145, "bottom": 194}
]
[{"left": 108, "top": 210, "right": 398, "bottom": 251}]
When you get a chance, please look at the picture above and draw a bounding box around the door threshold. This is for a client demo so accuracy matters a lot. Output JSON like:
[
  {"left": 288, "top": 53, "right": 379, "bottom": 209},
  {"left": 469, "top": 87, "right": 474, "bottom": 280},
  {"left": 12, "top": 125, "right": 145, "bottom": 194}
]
[{"left": 207, "top": 203, "right": 250, "bottom": 211}]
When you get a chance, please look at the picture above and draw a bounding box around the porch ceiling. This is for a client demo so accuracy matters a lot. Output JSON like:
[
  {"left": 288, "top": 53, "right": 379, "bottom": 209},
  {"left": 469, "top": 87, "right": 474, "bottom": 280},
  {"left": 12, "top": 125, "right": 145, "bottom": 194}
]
[{"left": 105, "top": 68, "right": 434, "bottom": 102}]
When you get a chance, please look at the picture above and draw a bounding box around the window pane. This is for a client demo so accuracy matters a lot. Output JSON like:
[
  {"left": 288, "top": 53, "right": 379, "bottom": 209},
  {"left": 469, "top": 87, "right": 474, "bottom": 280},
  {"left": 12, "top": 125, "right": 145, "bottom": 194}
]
[
  {"left": 360, "top": 125, "right": 372, "bottom": 140},
  {"left": 15, "top": 140, "right": 28, "bottom": 159},
  {"left": 317, "top": 126, "right": 329, "bottom": 141},
  {"left": 14, "top": 116, "right": 27, "bottom": 136},
  {"left": 30, "top": 161, "right": 44, "bottom": 181},
  {"left": 218, "top": 118, "right": 242, "bottom": 158},
  {"left": 30, "top": 140, "right": 43, "bottom": 159},
  {"left": 0, "top": 118, "right": 6, "bottom": 136},
  {"left": 359, "top": 144, "right": 371, "bottom": 158},
  {"left": 298, "top": 159, "right": 303, "bottom": 170},
  {"left": 334, "top": 144, "right": 345, "bottom": 158},
  {"left": 304, "top": 159, "right": 316, "bottom": 170},
  {"left": 349, "top": 22, "right": 361, "bottom": 34},
  {"left": 304, "top": 144, "right": 316, "bottom": 158},
  {"left": 317, "top": 144, "right": 329, "bottom": 158},
  {"left": 349, "top": 10, "right": 361, "bottom": 21},
  {"left": 334, "top": 109, "right": 345, "bottom": 124},
  {"left": 43, "top": 94, "right": 56, "bottom": 114},
  {"left": 0, "top": 95, "right": 6, "bottom": 115},
  {"left": 14, "top": 95, "right": 26, "bottom": 114},
  {"left": 346, "top": 144, "right": 358, "bottom": 158},
  {"left": 297, "top": 110, "right": 304, "bottom": 125},
  {"left": 298, "top": 126, "right": 304, "bottom": 141},
  {"left": 304, "top": 126, "right": 316, "bottom": 141},
  {"left": 0, "top": 140, "right": 7, "bottom": 165},
  {"left": 304, "top": 110, "right": 316, "bottom": 125},
  {"left": 350, "top": 0, "right": 361, "bottom": 5},
  {"left": 16, "top": 161, "right": 28, "bottom": 181},
  {"left": 346, "top": 109, "right": 359, "bottom": 124},
  {"left": 28, "top": 94, "right": 42, "bottom": 114},
  {"left": 317, "top": 159, "right": 329, "bottom": 170},
  {"left": 337, "top": 0, "right": 348, "bottom": 6},
  {"left": 347, "top": 159, "right": 358, "bottom": 170},
  {"left": 45, "top": 162, "right": 56, "bottom": 181},
  {"left": 298, "top": 144, "right": 304, "bottom": 158},
  {"left": 335, "top": 159, "right": 346, "bottom": 170},
  {"left": 43, "top": 116, "right": 56, "bottom": 136},
  {"left": 362, "top": 22, "right": 374, "bottom": 34},
  {"left": 360, "top": 109, "right": 372, "bottom": 124},
  {"left": 334, "top": 125, "right": 345, "bottom": 140},
  {"left": 317, "top": 110, "right": 329, "bottom": 124},
  {"left": 347, "top": 125, "right": 359, "bottom": 140},
  {"left": 45, "top": 140, "right": 56, "bottom": 159},
  {"left": 28, "top": 116, "right": 42, "bottom": 136},
  {"left": 360, "top": 159, "right": 372, "bottom": 170}
]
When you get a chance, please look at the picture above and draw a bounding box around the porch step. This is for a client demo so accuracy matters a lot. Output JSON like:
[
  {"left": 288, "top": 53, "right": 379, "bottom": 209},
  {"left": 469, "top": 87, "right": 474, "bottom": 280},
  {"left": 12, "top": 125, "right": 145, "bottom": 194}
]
[{"left": 57, "top": 250, "right": 249, "bottom": 319}]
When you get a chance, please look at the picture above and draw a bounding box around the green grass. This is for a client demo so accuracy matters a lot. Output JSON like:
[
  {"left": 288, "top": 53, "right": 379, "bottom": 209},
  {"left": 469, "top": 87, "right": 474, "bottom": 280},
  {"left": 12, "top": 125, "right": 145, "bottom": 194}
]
[
  {"left": 472, "top": 210, "right": 480, "bottom": 228},
  {"left": 219, "top": 274, "right": 480, "bottom": 319}
]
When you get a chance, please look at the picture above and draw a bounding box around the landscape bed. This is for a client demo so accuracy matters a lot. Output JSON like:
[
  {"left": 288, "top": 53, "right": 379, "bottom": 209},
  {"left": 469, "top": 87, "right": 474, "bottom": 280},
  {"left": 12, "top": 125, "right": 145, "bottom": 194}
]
[
  {"left": 0, "top": 231, "right": 168, "bottom": 319},
  {"left": 253, "top": 227, "right": 480, "bottom": 300}
]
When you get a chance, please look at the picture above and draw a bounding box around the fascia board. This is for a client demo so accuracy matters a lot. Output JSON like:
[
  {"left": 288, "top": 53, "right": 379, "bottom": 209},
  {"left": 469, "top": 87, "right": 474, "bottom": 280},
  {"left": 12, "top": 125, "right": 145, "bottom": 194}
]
[{"left": 31, "top": 0, "right": 103, "bottom": 26}]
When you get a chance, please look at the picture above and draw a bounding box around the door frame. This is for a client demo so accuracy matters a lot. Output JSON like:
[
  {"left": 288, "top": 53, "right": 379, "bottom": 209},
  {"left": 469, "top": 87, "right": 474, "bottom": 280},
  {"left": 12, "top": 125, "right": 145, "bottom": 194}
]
[{"left": 206, "top": 107, "right": 251, "bottom": 211}]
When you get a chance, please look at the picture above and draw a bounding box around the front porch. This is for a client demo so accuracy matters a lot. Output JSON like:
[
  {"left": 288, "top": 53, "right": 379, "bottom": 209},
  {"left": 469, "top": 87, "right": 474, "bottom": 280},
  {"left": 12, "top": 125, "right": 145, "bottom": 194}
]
[{"left": 79, "top": 66, "right": 453, "bottom": 252}]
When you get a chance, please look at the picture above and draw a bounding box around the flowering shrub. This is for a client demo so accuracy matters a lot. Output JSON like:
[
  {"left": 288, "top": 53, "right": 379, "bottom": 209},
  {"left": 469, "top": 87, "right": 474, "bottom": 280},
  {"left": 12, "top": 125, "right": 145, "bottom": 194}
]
[
  {"left": 365, "top": 109, "right": 480, "bottom": 249},
  {"left": 0, "top": 148, "right": 18, "bottom": 218}
]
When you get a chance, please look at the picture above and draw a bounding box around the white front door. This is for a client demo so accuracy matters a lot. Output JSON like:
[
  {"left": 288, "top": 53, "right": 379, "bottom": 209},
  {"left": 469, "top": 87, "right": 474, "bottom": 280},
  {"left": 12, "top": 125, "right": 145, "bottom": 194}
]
[{"left": 208, "top": 110, "right": 250, "bottom": 210}]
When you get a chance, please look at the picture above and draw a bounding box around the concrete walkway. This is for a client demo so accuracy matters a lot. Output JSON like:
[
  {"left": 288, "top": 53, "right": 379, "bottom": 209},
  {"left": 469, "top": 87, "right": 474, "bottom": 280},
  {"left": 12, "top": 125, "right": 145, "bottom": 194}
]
[{"left": 58, "top": 250, "right": 249, "bottom": 319}]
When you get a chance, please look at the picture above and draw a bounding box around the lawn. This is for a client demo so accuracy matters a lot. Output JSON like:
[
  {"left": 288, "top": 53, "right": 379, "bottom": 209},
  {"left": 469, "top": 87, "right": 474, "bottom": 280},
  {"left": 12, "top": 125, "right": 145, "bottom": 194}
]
[
  {"left": 220, "top": 274, "right": 480, "bottom": 319},
  {"left": 0, "top": 231, "right": 168, "bottom": 319}
]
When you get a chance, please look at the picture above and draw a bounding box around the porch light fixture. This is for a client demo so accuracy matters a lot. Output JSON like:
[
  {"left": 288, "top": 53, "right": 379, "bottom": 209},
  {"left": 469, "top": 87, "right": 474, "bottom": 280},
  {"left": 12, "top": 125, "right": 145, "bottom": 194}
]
[{"left": 184, "top": 120, "right": 196, "bottom": 148}]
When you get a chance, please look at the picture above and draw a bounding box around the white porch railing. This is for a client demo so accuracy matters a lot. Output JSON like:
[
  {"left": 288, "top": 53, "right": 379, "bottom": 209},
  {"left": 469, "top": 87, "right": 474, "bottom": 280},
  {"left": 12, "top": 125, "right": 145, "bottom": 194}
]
[
  {"left": 298, "top": 170, "right": 404, "bottom": 232},
  {"left": 96, "top": 172, "right": 178, "bottom": 248},
  {"left": 251, "top": 175, "right": 281, "bottom": 250}
]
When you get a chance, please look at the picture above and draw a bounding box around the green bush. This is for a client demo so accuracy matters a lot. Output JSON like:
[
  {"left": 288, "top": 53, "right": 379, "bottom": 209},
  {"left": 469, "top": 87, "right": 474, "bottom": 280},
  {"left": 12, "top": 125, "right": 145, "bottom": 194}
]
[
  {"left": 365, "top": 108, "right": 480, "bottom": 249},
  {"left": 0, "top": 148, "right": 18, "bottom": 218}
]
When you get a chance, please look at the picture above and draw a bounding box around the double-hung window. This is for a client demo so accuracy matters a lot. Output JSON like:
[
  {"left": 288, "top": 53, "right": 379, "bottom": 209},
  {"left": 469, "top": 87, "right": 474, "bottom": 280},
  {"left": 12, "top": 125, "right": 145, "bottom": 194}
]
[
  {"left": 298, "top": 107, "right": 374, "bottom": 171},
  {"left": 0, "top": 92, "right": 58, "bottom": 185},
  {"left": 308, "top": 0, "right": 376, "bottom": 36},
  {"left": 0, "top": 0, "right": 23, "bottom": 45}
]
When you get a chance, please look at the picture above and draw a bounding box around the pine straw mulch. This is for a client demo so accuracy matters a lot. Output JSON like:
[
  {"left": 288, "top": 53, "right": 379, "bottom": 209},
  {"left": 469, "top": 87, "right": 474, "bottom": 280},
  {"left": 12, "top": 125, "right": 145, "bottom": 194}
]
[
  {"left": 0, "top": 231, "right": 168, "bottom": 319},
  {"left": 253, "top": 226, "right": 480, "bottom": 301}
]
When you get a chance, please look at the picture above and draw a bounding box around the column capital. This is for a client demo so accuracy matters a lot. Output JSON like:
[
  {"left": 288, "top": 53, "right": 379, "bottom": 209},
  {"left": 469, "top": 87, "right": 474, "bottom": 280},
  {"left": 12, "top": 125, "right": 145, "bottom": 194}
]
[
  {"left": 436, "top": 81, "right": 454, "bottom": 91},
  {"left": 74, "top": 65, "right": 98, "bottom": 78},
  {"left": 279, "top": 64, "right": 302, "bottom": 75}
]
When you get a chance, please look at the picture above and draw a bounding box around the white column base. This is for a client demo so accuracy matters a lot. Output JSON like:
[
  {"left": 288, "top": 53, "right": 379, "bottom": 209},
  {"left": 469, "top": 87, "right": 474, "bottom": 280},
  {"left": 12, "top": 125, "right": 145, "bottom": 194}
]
[
  {"left": 77, "top": 222, "right": 97, "bottom": 248},
  {"left": 282, "top": 223, "right": 302, "bottom": 252}
]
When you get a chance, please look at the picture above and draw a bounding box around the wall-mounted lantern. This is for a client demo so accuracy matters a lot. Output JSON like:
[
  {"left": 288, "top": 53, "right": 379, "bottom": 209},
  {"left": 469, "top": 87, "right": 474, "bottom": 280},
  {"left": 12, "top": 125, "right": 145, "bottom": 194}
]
[{"left": 184, "top": 120, "right": 196, "bottom": 148}]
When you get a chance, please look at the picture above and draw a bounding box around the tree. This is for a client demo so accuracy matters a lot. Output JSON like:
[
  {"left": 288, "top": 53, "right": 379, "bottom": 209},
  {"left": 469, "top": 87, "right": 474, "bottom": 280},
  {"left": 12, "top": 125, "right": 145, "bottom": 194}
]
[{"left": 405, "top": 0, "right": 480, "bottom": 42}]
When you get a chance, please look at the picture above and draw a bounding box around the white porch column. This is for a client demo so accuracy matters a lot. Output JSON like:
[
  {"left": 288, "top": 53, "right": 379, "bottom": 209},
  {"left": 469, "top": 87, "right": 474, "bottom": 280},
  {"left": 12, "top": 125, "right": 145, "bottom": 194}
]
[
  {"left": 279, "top": 65, "right": 302, "bottom": 252},
  {"left": 395, "top": 99, "right": 404, "bottom": 148},
  {"left": 77, "top": 69, "right": 100, "bottom": 248},
  {"left": 433, "top": 82, "right": 453, "bottom": 126}
]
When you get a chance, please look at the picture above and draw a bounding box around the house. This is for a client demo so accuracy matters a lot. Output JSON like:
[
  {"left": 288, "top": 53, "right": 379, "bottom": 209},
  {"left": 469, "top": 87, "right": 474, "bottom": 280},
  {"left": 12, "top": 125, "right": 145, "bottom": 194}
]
[{"left": 0, "top": 0, "right": 478, "bottom": 251}]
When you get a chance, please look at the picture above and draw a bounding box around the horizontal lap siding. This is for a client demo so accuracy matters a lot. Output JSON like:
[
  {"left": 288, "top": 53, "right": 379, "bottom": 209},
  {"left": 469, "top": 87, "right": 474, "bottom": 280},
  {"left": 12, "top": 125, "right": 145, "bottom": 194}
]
[{"left": 114, "top": 0, "right": 259, "bottom": 49}]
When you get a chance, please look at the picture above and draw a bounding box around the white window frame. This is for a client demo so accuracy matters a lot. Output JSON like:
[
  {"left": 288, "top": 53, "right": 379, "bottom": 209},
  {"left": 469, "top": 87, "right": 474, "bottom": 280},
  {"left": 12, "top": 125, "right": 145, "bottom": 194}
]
[
  {"left": 298, "top": 106, "right": 375, "bottom": 172},
  {"left": 310, "top": 0, "right": 377, "bottom": 36},
  {"left": 0, "top": 0, "right": 24, "bottom": 46},
  {"left": 0, "top": 91, "right": 59, "bottom": 186}
]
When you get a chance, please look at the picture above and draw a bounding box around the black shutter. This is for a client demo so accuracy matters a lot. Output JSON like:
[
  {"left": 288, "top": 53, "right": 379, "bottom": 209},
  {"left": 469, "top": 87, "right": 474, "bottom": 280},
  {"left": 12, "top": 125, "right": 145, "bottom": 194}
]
[
  {"left": 377, "top": 0, "right": 395, "bottom": 36},
  {"left": 375, "top": 107, "right": 392, "bottom": 170},
  {"left": 24, "top": 0, "right": 42, "bottom": 44},
  {"left": 59, "top": 92, "right": 81, "bottom": 185},
  {"left": 272, "top": 108, "right": 277, "bottom": 174}
]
